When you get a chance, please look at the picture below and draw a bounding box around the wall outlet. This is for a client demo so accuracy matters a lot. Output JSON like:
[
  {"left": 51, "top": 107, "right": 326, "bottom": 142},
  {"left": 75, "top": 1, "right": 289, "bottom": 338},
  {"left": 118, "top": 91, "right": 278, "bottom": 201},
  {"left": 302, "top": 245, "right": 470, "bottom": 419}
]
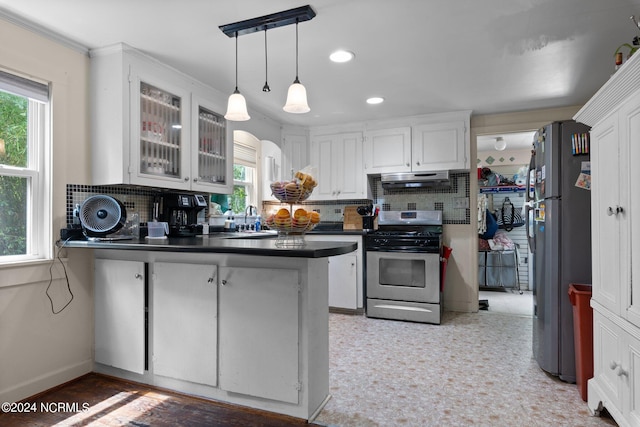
[{"left": 454, "top": 197, "right": 469, "bottom": 209}]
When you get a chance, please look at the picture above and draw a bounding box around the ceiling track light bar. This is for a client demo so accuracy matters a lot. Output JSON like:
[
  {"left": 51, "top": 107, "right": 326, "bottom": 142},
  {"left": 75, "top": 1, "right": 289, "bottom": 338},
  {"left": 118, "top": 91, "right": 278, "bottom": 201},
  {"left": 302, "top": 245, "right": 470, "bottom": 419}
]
[{"left": 219, "top": 5, "right": 316, "bottom": 38}]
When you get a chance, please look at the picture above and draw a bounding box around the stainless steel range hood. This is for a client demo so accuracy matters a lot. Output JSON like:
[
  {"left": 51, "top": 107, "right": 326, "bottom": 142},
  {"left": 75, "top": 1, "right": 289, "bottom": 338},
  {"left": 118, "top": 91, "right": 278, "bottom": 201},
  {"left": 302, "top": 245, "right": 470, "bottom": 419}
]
[{"left": 380, "top": 171, "right": 450, "bottom": 189}]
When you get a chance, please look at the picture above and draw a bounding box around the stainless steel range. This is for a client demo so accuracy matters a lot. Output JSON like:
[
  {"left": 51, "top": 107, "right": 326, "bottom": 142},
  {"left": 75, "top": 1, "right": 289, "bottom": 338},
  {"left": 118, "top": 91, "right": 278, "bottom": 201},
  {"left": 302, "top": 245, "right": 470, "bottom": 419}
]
[{"left": 365, "top": 210, "right": 443, "bottom": 324}]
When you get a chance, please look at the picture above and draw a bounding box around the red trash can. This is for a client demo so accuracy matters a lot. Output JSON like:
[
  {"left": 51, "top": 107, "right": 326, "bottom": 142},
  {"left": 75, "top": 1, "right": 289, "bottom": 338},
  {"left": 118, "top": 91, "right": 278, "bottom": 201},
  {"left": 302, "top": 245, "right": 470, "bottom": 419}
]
[{"left": 568, "top": 283, "right": 593, "bottom": 401}]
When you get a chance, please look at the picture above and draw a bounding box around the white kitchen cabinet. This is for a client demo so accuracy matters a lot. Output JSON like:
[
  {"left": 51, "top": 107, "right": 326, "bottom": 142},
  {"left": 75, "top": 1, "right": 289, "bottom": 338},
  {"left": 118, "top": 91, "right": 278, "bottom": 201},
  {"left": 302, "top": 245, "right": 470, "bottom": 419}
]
[
  {"left": 94, "top": 258, "right": 146, "bottom": 374},
  {"left": 305, "top": 234, "right": 363, "bottom": 310},
  {"left": 363, "top": 127, "right": 412, "bottom": 173},
  {"left": 90, "top": 43, "right": 232, "bottom": 192},
  {"left": 282, "top": 130, "right": 309, "bottom": 180},
  {"left": 218, "top": 266, "right": 300, "bottom": 404},
  {"left": 412, "top": 120, "right": 467, "bottom": 171},
  {"left": 311, "top": 131, "right": 365, "bottom": 200},
  {"left": 328, "top": 254, "right": 358, "bottom": 309},
  {"left": 152, "top": 262, "right": 218, "bottom": 387},
  {"left": 574, "top": 52, "right": 640, "bottom": 426},
  {"left": 362, "top": 113, "right": 470, "bottom": 174}
]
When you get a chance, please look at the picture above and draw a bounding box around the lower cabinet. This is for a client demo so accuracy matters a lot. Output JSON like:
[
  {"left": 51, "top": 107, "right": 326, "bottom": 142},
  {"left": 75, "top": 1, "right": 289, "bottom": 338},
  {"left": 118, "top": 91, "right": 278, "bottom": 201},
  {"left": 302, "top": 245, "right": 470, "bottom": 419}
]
[
  {"left": 305, "top": 234, "right": 363, "bottom": 310},
  {"left": 328, "top": 254, "right": 357, "bottom": 309},
  {"left": 591, "top": 309, "right": 640, "bottom": 425},
  {"left": 152, "top": 262, "right": 218, "bottom": 387},
  {"left": 94, "top": 259, "right": 146, "bottom": 374},
  {"left": 218, "top": 266, "right": 300, "bottom": 404}
]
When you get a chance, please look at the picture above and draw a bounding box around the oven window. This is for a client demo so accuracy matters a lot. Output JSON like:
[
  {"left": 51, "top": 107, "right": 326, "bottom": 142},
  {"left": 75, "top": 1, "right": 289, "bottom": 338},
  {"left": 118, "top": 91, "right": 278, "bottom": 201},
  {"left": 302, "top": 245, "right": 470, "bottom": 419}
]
[{"left": 378, "top": 258, "right": 426, "bottom": 288}]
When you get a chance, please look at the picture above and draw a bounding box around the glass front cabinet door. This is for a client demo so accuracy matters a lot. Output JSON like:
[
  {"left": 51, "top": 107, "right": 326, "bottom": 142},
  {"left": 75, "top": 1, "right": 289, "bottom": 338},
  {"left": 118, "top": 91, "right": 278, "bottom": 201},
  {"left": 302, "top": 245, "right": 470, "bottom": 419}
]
[
  {"left": 130, "top": 77, "right": 231, "bottom": 192},
  {"left": 131, "top": 77, "right": 190, "bottom": 189},
  {"left": 191, "top": 97, "right": 231, "bottom": 192}
]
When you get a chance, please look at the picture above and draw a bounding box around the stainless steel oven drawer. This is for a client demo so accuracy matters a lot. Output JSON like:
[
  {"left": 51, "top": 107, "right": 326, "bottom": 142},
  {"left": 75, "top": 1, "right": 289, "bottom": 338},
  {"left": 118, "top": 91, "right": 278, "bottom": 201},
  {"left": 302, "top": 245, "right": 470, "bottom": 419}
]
[{"left": 366, "top": 298, "right": 441, "bottom": 324}]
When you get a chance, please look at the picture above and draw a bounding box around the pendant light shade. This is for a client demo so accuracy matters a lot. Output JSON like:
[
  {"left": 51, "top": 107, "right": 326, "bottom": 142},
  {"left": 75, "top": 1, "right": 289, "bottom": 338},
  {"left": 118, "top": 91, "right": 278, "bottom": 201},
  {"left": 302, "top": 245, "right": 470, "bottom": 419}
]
[
  {"left": 283, "top": 21, "right": 310, "bottom": 114},
  {"left": 225, "top": 89, "right": 250, "bottom": 121},
  {"left": 494, "top": 137, "right": 506, "bottom": 151},
  {"left": 225, "top": 32, "right": 250, "bottom": 121},
  {"left": 284, "top": 79, "right": 310, "bottom": 113}
]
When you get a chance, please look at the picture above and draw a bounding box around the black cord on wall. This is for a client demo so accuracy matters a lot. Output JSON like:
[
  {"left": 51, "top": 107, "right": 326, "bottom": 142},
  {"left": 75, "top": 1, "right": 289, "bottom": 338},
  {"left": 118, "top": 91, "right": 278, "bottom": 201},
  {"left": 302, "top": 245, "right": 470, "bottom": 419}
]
[{"left": 47, "top": 238, "right": 74, "bottom": 314}]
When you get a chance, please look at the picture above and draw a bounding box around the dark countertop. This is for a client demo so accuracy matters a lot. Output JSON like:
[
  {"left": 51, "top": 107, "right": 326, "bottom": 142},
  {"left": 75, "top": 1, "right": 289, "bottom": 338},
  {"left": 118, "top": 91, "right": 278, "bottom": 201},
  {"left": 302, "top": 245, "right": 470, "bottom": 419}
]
[{"left": 62, "top": 234, "right": 357, "bottom": 258}]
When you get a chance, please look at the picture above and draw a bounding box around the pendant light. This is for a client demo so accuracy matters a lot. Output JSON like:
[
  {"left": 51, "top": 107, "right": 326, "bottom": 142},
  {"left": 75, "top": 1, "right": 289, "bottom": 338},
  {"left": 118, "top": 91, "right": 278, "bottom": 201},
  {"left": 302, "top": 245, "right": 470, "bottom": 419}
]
[
  {"left": 494, "top": 137, "right": 507, "bottom": 151},
  {"left": 262, "top": 28, "right": 271, "bottom": 92},
  {"left": 224, "top": 32, "right": 250, "bottom": 121},
  {"left": 283, "top": 20, "right": 310, "bottom": 113}
]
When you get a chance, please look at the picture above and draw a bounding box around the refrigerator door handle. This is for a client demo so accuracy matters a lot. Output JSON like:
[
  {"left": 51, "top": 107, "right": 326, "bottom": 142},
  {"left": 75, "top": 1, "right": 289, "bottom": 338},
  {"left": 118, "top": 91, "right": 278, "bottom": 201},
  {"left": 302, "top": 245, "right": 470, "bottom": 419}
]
[{"left": 525, "top": 201, "right": 535, "bottom": 252}]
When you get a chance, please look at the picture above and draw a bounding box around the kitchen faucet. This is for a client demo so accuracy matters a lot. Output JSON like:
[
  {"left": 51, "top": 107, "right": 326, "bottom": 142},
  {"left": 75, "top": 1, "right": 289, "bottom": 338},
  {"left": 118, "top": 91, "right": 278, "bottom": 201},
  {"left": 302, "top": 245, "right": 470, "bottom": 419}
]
[{"left": 245, "top": 205, "right": 258, "bottom": 229}]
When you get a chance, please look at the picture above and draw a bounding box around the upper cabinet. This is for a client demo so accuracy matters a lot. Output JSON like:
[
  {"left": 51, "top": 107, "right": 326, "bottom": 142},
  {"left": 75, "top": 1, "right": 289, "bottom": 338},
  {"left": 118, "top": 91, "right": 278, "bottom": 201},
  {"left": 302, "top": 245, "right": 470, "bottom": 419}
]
[
  {"left": 363, "top": 127, "right": 412, "bottom": 173},
  {"left": 363, "top": 111, "right": 471, "bottom": 174},
  {"left": 90, "top": 43, "right": 232, "bottom": 193},
  {"left": 311, "top": 131, "right": 366, "bottom": 200},
  {"left": 281, "top": 130, "right": 309, "bottom": 181}
]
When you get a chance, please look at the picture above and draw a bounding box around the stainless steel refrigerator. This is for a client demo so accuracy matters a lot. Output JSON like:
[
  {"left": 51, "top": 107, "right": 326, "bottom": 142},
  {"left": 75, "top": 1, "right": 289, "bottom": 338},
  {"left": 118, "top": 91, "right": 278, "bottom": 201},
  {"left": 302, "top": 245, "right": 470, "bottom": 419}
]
[{"left": 526, "top": 120, "right": 592, "bottom": 383}]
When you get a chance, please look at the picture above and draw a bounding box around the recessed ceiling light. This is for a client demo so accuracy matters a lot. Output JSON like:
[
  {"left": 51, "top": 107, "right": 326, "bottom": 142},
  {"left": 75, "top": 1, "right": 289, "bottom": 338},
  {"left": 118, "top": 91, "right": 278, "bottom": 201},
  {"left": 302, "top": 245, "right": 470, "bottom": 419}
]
[
  {"left": 366, "top": 97, "right": 384, "bottom": 105},
  {"left": 330, "top": 50, "right": 355, "bottom": 63}
]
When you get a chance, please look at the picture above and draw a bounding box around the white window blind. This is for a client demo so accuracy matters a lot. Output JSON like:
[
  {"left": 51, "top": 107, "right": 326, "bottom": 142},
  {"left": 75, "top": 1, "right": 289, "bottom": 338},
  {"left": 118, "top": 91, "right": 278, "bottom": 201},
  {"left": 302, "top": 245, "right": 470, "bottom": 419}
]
[
  {"left": 0, "top": 69, "right": 49, "bottom": 102},
  {"left": 234, "top": 142, "right": 257, "bottom": 167}
]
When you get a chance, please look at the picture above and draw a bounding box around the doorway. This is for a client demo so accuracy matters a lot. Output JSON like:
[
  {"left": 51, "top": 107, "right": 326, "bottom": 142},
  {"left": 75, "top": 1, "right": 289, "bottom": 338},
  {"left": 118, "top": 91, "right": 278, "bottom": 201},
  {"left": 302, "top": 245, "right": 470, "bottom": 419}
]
[{"left": 476, "top": 131, "right": 534, "bottom": 316}]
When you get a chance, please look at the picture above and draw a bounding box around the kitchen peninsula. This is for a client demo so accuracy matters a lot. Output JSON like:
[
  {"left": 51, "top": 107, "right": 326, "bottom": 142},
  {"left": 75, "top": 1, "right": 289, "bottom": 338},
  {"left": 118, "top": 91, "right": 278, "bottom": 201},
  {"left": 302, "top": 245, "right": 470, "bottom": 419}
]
[{"left": 63, "top": 236, "right": 357, "bottom": 421}]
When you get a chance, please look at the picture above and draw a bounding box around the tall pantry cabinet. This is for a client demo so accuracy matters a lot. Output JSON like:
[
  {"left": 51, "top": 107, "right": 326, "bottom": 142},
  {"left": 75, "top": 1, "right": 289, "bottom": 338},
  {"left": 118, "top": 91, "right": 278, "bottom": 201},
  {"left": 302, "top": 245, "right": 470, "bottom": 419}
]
[
  {"left": 574, "top": 52, "right": 640, "bottom": 426},
  {"left": 90, "top": 43, "right": 232, "bottom": 193}
]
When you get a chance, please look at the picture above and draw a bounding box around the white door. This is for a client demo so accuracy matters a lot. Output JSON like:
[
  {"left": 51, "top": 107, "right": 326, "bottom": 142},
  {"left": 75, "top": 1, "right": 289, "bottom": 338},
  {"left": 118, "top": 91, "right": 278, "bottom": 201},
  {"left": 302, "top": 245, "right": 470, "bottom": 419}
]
[
  {"left": 152, "top": 262, "right": 218, "bottom": 386},
  {"left": 328, "top": 254, "right": 358, "bottom": 309},
  {"left": 591, "top": 113, "right": 623, "bottom": 316},
  {"left": 218, "top": 267, "right": 300, "bottom": 404},
  {"left": 94, "top": 259, "right": 145, "bottom": 374}
]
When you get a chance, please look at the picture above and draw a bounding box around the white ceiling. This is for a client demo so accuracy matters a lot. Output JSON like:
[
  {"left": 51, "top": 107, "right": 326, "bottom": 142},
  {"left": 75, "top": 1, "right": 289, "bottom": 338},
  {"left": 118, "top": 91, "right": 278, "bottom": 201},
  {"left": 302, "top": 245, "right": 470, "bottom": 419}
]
[{"left": 1, "top": 0, "right": 639, "bottom": 128}]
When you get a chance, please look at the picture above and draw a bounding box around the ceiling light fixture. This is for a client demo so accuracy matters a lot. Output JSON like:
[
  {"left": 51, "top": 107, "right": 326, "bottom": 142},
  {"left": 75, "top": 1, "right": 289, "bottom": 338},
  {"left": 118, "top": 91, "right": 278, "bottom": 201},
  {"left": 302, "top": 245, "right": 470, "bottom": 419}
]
[
  {"left": 366, "top": 97, "right": 384, "bottom": 105},
  {"left": 224, "top": 32, "right": 250, "bottom": 121},
  {"left": 219, "top": 5, "right": 316, "bottom": 120},
  {"left": 330, "top": 50, "right": 355, "bottom": 63},
  {"left": 283, "top": 20, "right": 310, "bottom": 114},
  {"left": 494, "top": 136, "right": 507, "bottom": 151}
]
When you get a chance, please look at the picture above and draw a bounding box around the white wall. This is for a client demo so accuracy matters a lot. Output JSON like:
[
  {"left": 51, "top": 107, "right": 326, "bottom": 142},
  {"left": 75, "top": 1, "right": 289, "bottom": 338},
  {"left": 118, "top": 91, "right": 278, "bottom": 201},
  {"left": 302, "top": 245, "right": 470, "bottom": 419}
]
[{"left": 0, "top": 18, "right": 94, "bottom": 403}]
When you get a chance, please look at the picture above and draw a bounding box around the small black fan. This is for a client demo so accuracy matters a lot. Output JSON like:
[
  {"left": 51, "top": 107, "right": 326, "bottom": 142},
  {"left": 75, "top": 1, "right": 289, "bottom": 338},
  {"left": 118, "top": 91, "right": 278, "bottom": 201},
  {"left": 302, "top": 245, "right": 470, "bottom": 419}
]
[{"left": 79, "top": 195, "right": 127, "bottom": 239}]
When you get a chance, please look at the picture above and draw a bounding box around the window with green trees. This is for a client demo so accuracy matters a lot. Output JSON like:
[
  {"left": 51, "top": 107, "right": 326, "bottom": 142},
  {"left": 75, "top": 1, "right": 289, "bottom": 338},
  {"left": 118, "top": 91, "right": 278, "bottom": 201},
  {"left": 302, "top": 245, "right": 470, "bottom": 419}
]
[{"left": 0, "top": 70, "right": 49, "bottom": 261}]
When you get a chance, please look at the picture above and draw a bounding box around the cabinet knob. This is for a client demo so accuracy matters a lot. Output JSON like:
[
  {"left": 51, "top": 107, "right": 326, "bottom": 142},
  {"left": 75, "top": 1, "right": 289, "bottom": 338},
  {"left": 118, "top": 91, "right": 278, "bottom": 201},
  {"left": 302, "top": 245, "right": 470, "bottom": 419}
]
[
  {"left": 406, "top": 162, "right": 410, "bottom": 167},
  {"left": 135, "top": 273, "right": 143, "bottom": 279},
  {"left": 184, "top": 177, "right": 190, "bottom": 182},
  {"left": 610, "top": 361, "right": 628, "bottom": 377},
  {"left": 221, "top": 279, "right": 227, "bottom": 286},
  {"left": 416, "top": 161, "right": 421, "bottom": 166},
  {"left": 193, "top": 178, "right": 198, "bottom": 183}
]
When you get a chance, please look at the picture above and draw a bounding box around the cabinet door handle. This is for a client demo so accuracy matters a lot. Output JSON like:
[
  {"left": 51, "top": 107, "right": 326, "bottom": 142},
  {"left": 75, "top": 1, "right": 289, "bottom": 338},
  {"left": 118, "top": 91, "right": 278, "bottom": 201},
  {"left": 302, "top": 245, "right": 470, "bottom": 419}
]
[
  {"left": 134, "top": 273, "right": 143, "bottom": 279},
  {"left": 610, "top": 361, "right": 628, "bottom": 377},
  {"left": 607, "top": 206, "right": 624, "bottom": 216},
  {"left": 221, "top": 279, "right": 227, "bottom": 286}
]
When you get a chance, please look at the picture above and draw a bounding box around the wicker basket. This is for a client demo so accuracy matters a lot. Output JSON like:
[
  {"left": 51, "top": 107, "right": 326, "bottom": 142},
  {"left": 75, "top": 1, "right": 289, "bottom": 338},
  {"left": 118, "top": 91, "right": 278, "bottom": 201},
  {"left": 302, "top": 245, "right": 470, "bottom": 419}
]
[{"left": 270, "top": 182, "right": 313, "bottom": 203}]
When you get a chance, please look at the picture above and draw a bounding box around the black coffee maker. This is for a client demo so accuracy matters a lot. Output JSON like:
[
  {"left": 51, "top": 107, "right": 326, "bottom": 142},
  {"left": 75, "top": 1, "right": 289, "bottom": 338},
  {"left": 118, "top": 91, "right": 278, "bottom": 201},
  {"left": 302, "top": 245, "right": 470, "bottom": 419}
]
[{"left": 154, "top": 193, "right": 207, "bottom": 236}]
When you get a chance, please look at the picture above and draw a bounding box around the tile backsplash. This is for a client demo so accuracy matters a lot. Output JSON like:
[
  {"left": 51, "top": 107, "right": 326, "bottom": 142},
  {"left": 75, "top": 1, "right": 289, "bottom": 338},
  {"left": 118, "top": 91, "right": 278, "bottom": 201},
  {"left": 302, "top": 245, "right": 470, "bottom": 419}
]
[{"left": 262, "top": 172, "right": 470, "bottom": 225}]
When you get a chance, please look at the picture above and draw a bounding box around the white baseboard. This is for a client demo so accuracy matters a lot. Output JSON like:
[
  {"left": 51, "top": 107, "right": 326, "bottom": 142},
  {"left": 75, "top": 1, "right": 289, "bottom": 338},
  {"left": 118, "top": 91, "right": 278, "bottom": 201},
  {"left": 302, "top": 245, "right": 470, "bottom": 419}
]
[{"left": 0, "top": 359, "right": 93, "bottom": 403}]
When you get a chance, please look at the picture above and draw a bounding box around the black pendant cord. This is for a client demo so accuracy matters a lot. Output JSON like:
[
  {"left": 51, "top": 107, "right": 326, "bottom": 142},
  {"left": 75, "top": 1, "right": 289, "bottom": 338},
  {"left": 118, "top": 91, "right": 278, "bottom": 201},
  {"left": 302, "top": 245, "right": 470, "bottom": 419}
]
[
  {"left": 233, "top": 31, "right": 240, "bottom": 94},
  {"left": 263, "top": 28, "right": 271, "bottom": 92},
  {"left": 293, "top": 20, "right": 300, "bottom": 83}
]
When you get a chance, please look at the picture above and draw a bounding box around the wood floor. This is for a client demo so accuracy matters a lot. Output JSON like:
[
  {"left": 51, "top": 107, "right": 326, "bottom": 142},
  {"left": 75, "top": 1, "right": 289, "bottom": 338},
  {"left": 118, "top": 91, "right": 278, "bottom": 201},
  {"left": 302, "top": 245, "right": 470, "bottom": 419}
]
[{"left": 0, "top": 373, "right": 321, "bottom": 426}]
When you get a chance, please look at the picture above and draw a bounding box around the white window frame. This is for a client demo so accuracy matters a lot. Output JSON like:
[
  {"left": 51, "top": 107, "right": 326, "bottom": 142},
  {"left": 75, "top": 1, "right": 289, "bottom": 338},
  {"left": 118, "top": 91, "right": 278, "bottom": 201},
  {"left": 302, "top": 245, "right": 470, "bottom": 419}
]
[
  {"left": 0, "top": 73, "right": 51, "bottom": 264},
  {"left": 233, "top": 137, "right": 260, "bottom": 208}
]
